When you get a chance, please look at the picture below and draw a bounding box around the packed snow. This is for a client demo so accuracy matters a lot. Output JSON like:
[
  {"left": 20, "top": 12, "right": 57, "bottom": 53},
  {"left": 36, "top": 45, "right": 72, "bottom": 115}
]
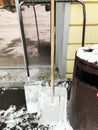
[{"left": 77, "top": 44, "right": 98, "bottom": 64}]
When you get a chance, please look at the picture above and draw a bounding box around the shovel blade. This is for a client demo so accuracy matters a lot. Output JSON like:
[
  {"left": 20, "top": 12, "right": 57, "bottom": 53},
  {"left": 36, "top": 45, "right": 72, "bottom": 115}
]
[
  {"left": 41, "top": 86, "right": 66, "bottom": 96},
  {"left": 39, "top": 96, "right": 66, "bottom": 124},
  {"left": 39, "top": 86, "right": 67, "bottom": 124},
  {"left": 24, "top": 83, "right": 39, "bottom": 113}
]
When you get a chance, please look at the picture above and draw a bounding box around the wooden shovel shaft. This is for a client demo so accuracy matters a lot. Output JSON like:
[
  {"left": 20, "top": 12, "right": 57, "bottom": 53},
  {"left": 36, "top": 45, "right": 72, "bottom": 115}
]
[{"left": 50, "top": 0, "right": 55, "bottom": 88}]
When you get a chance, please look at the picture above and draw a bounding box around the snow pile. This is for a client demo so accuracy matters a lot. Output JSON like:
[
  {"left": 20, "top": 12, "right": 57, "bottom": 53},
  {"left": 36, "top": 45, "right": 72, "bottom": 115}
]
[
  {"left": 0, "top": 104, "right": 73, "bottom": 130},
  {"left": 0, "top": 105, "right": 54, "bottom": 130},
  {"left": 0, "top": 9, "right": 18, "bottom": 26},
  {"left": 77, "top": 44, "right": 98, "bottom": 64}
]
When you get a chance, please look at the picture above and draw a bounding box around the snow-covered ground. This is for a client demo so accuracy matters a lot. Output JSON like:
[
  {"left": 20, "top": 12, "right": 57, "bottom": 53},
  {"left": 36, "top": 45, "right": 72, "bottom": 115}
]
[
  {"left": 0, "top": 5, "right": 50, "bottom": 66},
  {"left": 0, "top": 5, "right": 50, "bottom": 58}
]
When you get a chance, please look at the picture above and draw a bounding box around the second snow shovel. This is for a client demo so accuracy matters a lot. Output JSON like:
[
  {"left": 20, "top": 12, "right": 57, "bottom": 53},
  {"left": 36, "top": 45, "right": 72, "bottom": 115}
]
[{"left": 24, "top": 81, "right": 40, "bottom": 113}]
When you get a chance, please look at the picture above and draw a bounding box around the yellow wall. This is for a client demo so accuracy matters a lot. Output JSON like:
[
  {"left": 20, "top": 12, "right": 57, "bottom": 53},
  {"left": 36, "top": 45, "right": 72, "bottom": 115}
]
[
  {"left": 0, "top": 0, "right": 15, "bottom": 6},
  {"left": 0, "top": 0, "right": 4, "bottom": 6},
  {"left": 66, "top": 0, "right": 98, "bottom": 78}
]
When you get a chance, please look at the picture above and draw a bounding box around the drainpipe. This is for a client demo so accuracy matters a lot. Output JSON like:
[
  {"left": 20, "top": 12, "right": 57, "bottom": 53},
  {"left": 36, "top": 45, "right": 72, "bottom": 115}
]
[{"left": 56, "top": 2, "right": 70, "bottom": 78}]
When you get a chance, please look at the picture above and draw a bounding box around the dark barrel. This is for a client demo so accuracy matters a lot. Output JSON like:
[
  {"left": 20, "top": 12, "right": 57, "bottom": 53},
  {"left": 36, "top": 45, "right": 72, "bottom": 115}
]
[{"left": 68, "top": 55, "right": 98, "bottom": 130}]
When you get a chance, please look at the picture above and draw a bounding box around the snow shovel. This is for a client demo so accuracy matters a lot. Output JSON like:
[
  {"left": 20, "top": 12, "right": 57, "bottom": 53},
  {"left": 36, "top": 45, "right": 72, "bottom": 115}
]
[
  {"left": 38, "top": 0, "right": 67, "bottom": 124},
  {"left": 24, "top": 81, "right": 40, "bottom": 113},
  {"left": 16, "top": 0, "right": 40, "bottom": 114}
]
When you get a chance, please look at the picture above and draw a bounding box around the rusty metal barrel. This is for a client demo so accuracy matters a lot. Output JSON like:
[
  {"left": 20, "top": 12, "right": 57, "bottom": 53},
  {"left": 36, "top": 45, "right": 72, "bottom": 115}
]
[{"left": 68, "top": 55, "right": 98, "bottom": 130}]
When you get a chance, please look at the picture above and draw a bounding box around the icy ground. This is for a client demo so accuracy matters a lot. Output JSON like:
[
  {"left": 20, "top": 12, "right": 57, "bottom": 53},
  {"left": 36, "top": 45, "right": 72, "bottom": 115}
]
[
  {"left": 0, "top": 105, "right": 72, "bottom": 130},
  {"left": 0, "top": 68, "right": 60, "bottom": 82}
]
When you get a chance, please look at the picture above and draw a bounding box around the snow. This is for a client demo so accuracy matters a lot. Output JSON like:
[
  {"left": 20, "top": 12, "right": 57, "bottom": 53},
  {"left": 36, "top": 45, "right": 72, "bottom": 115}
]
[{"left": 77, "top": 44, "right": 98, "bottom": 64}]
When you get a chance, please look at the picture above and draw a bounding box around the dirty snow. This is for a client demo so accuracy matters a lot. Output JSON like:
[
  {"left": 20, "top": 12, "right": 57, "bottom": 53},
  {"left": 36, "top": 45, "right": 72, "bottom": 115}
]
[{"left": 77, "top": 44, "right": 98, "bottom": 64}]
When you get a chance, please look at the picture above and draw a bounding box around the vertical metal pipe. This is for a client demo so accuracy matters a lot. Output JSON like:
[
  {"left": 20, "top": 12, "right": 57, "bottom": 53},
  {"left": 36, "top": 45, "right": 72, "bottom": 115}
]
[
  {"left": 78, "top": 0, "right": 86, "bottom": 47},
  {"left": 19, "top": 2, "right": 30, "bottom": 80},
  {"left": 33, "top": 5, "right": 40, "bottom": 46},
  {"left": 82, "top": 3, "right": 86, "bottom": 47}
]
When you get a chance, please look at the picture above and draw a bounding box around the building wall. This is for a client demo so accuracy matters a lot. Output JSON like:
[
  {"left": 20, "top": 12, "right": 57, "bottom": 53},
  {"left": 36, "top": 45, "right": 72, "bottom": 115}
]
[
  {"left": 10, "top": 0, "right": 15, "bottom": 5},
  {"left": 0, "top": 0, "right": 15, "bottom": 6},
  {"left": 0, "top": 0, "right": 4, "bottom": 6},
  {"left": 66, "top": 0, "right": 98, "bottom": 78}
]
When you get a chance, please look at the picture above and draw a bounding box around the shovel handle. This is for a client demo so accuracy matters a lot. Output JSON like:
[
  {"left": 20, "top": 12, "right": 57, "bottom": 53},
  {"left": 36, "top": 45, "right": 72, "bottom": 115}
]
[{"left": 50, "top": 0, "right": 55, "bottom": 88}]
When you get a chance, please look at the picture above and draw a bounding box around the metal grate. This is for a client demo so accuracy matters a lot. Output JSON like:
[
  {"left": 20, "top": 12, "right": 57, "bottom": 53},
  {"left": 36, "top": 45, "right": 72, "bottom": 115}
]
[{"left": 19, "top": 0, "right": 78, "bottom": 3}]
